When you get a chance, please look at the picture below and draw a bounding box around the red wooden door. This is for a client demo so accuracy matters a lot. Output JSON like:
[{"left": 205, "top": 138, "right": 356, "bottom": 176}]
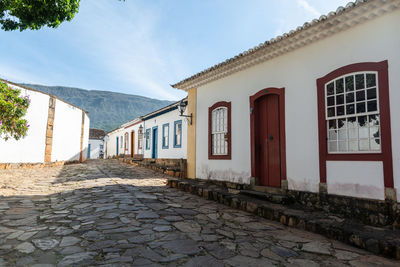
[
  {"left": 255, "top": 94, "right": 281, "bottom": 187},
  {"left": 131, "top": 131, "right": 135, "bottom": 158}
]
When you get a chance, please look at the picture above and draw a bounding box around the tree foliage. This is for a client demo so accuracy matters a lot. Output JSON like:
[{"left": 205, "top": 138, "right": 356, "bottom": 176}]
[
  {"left": 0, "top": 0, "right": 80, "bottom": 31},
  {"left": 0, "top": 81, "right": 30, "bottom": 140}
]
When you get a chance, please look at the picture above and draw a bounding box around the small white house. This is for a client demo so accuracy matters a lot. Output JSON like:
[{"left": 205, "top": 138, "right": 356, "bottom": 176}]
[
  {"left": 107, "top": 117, "right": 145, "bottom": 159},
  {"left": 105, "top": 99, "right": 188, "bottom": 160},
  {"left": 0, "top": 81, "right": 90, "bottom": 164},
  {"left": 88, "top": 128, "right": 105, "bottom": 159},
  {"left": 142, "top": 99, "right": 188, "bottom": 160},
  {"left": 172, "top": 0, "right": 400, "bottom": 202}
]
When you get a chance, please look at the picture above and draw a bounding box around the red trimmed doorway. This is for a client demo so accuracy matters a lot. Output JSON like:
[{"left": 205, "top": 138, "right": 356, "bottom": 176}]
[{"left": 250, "top": 88, "right": 286, "bottom": 188}]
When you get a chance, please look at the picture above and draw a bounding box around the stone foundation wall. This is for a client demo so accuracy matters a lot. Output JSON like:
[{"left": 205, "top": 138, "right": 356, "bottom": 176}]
[
  {"left": 118, "top": 157, "right": 186, "bottom": 178},
  {"left": 192, "top": 178, "right": 400, "bottom": 228},
  {"left": 0, "top": 160, "right": 80, "bottom": 170}
]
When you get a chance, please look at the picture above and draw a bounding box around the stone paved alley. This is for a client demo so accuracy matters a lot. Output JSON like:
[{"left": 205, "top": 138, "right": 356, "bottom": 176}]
[{"left": 0, "top": 160, "right": 398, "bottom": 266}]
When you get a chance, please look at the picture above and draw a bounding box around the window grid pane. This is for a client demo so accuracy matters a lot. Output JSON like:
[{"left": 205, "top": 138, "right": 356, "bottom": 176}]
[
  {"left": 325, "top": 72, "right": 381, "bottom": 153},
  {"left": 211, "top": 107, "right": 228, "bottom": 155}
]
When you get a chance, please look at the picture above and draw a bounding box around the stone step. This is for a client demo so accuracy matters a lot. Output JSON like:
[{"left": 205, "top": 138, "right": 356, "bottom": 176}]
[
  {"left": 239, "top": 190, "right": 292, "bottom": 205},
  {"left": 167, "top": 178, "right": 400, "bottom": 259}
]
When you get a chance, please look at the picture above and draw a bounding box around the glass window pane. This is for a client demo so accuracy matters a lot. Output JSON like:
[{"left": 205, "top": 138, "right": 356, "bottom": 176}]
[
  {"left": 359, "top": 126, "right": 369, "bottom": 139},
  {"left": 328, "top": 141, "right": 338, "bottom": 152},
  {"left": 328, "top": 130, "right": 337, "bottom": 140},
  {"left": 355, "top": 74, "right": 365, "bottom": 90},
  {"left": 369, "top": 115, "right": 379, "bottom": 126},
  {"left": 328, "top": 120, "right": 337, "bottom": 130},
  {"left": 356, "top": 102, "right": 366, "bottom": 113},
  {"left": 367, "top": 100, "right": 378, "bottom": 112},
  {"left": 346, "top": 92, "right": 354, "bottom": 103},
  {"left": 358, "top": 116, "right": 367, "bottom": 127},
  {"left": 359, "top": 139, "right": 369, "bottom": 151},
  {"left": 224, "top": 108, "right": 228, "bottom": 131},
  {"left": 356, "top": 90, "right": 365, "bottom": 101},
  {"left": 336, "top": 106, "right": 345, "bottom": 116},
  {"left": 336, "top": 78, "right": 344, "bottom": 94},
  {"left": 336, "top": 94, "right": 344, "bottom": 105},
  {"left": 371, "top": 139, "right": 381, "bottom": 151},
  {"left": 338, "top": 141, "right": 347, "bottom": 152},
  {"left": 367, "top": 88, "right": 377, "bottom": 100},
  {"left": 349, "top": 140, "right": 358, "bottom": 151},
  {"left": 347, "top": 117, "right": 357, "bottom": 127},
  {"left": 370, "top": 127, "right": 380, "bottom": 139},
  {"left": 327, "top": 107, "right": 335, "bottom": 117},
  {"left": 338, "top": 118, "right": 346, "bottom": 129},
  {"left": 345, "top": 75, "right": 354, "bottom": 92},
  {"left": 346, "top": 104, "right": 355, "bottom": 115},
  {"left": 327, "top": 82, "right": 334, "bottom": 96},
  {"left": 327, "top": 96, "right": 335, "bottom": 106},
  {"left": 338, "top": 129, "right": 347, "bottom": 140},
  {"left": 348, "top": 128, "right": 358, "bottom": 139},
  {"left": 366, "top": 73, "right": 376, "bottom": 88}
]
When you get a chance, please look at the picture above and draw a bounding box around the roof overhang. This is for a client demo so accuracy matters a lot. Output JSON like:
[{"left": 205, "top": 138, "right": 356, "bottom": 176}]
[{"left": 172, "top": 0, "right": 400, "bottom": 91}]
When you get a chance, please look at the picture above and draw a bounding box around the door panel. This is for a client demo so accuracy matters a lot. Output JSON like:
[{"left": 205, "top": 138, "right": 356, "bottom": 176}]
[
  {"left": 152, "top": 128, "right": 158, "bottom": 159},
  {"left": 131, "top": 131, "right": 135, "bottom": 157},
  {"left": 255, "top": 94, "right": 281, "bottom": 187}
]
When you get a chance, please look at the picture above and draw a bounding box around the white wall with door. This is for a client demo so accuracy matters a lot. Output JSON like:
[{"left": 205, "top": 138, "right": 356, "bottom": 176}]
[
  {"left": 88, "top": 139, "right": 104, "bottom": 159},
  {"left": 143, "top": 107, "right": 187, "bottom": 159},
  {"left": 122, "top": 120, "right": 144, "bottom": 158},
  {"left": 105, "top": 127, "right": 124, "bottom": 158},
  {"left": 194, "top": 9, "right": 400, "bottom": 201}
]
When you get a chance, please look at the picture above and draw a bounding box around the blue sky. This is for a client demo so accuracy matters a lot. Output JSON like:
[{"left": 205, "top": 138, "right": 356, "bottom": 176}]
[{"left": 0, "top": 0, "right": 349, "bottom": 100}]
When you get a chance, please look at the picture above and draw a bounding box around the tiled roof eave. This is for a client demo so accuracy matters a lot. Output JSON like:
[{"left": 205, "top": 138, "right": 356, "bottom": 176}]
[{"left": 172, "top": 0, "right": 400, "bottom": 91}]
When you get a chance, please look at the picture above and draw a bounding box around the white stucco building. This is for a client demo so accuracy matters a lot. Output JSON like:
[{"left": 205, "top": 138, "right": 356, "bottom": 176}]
[
  {"left": 88, "top": 129, "right": 105, "bottom": 159},
  {"left": 173, "top": 0, "right": 400, "bottom": 202},
  {"left": 105, "top": 99, "right": 188, "bottom": 160},
  {"left": 0, "top": 81, "right": 90, "bottom": 164}
]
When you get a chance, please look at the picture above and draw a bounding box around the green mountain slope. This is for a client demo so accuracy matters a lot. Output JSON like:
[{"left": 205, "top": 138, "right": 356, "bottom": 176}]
[{"left": 23, "top": 84, "right": 174, "bottom": 132}]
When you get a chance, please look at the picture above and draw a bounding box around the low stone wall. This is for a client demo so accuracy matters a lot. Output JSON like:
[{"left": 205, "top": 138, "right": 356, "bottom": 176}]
[
  {"left": 119, "top": 157, "right": 186, "bottom": 178},
  {"left": 199, "top": 178, "right": 400, "bottom": 229},
  {"left": 0, "top": 160, "right": 81, "bottom": 170}
]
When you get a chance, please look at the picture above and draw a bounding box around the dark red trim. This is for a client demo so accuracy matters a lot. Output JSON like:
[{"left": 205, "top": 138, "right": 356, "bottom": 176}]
[
  {"left": 249, "top": 88, "right": 287, "bottom": 182},
  {"left": 208, "top": 101, "right": 232, "bottom": 160},
  {"left": 316, "top": 60, "right": 393, "bottom": 188}
]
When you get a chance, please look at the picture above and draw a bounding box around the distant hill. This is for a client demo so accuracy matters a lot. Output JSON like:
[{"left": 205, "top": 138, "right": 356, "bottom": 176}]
[{"left": 22, "top": 84, "right": 174, "bottom": 132}]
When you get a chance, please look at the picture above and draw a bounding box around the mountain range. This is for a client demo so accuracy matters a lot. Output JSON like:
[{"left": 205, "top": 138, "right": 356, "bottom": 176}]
[{"left": 23, "top": 84, "right": 174, "bottom": 132}]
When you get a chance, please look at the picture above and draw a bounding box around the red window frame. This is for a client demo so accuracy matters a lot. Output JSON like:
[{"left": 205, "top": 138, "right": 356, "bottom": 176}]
[
  {"left": 208, "top": 101, "right": 231, "bottom": 160},
  {"left": 316, "top": 60, "right": 394, "bottom": 189}
]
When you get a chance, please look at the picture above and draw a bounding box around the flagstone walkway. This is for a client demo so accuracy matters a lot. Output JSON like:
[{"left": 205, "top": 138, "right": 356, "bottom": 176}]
[{"left": 0, "top": 159, "right": 397, "bottom": 266}]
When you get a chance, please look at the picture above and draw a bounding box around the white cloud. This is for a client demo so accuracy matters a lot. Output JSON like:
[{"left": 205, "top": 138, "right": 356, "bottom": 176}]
[
  {"left": 59, "top": 0, "right": 188, "bottom": 100},
  {"left": 296, "top": 0, "right": 321, "bottom": 17}
]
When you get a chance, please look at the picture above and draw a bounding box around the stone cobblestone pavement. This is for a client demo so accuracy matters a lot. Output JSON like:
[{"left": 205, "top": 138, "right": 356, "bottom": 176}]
[{"left": 0, "top": 160, "right": 398, "bottom": 266}]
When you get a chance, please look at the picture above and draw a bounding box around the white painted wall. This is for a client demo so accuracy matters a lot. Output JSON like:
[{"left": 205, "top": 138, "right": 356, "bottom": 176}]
[
  {"left": 88, "top": 139, "right": 104, "bottom": 159},
  {"left": 0, "top": 84, "right": 89, "bottom": 163},
  {"left": 82, "top": 113, "right": 90, "bottom": 161},
  {"left": 327, "top": 161, "right": 385, "bottom": 200},
  {"left": 0, "top": 85, "right": 49, "bottom": 163},
  {"left": 52, "top": 99, "right": 88, "bottom": 162},
  {"left": 122, "top": 121, "right": 145, "bottom": 157},
  {"left": 195, "top": 10, "right": 400, "bottom": 201},
  {"left": 143, "top": 108, "right": 187, "bottom": 159},
  {"left": 105, "top": 127, "right": 124, "bottom": 158}
]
